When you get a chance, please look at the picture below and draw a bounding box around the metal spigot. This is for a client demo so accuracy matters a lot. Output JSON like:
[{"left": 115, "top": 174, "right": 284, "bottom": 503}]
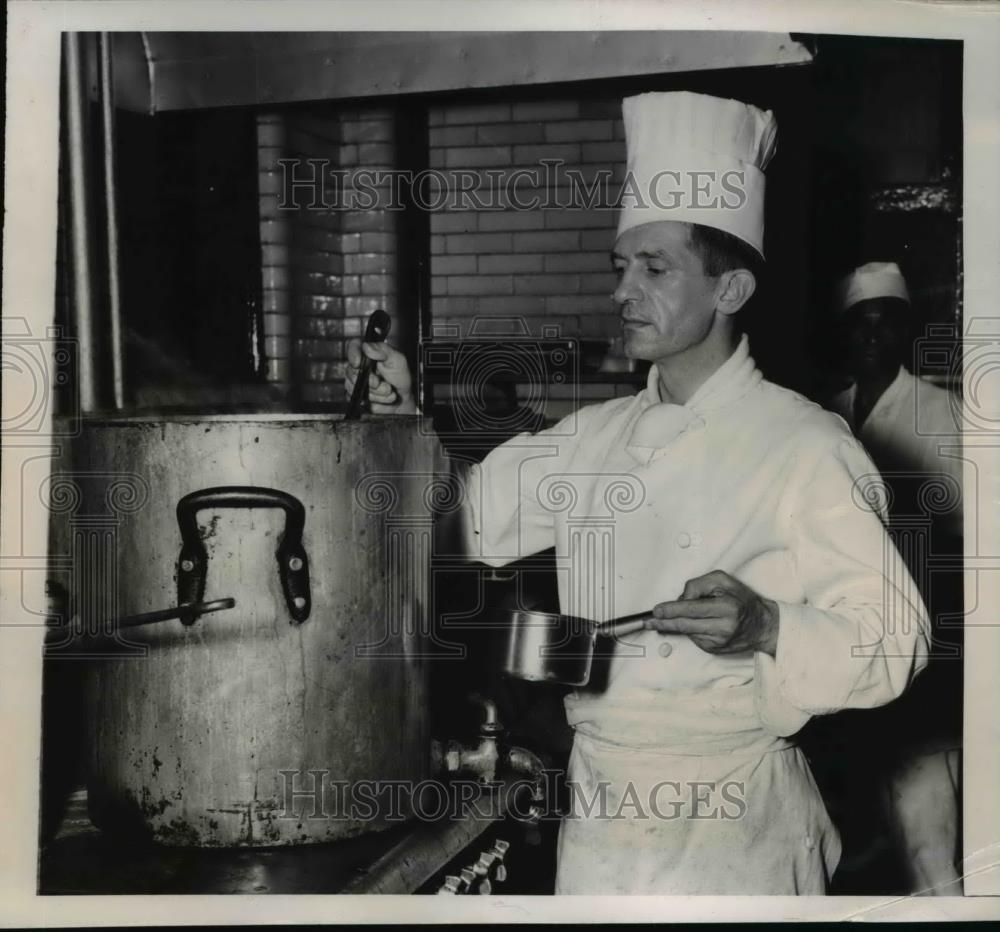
[
  {"left": 468, "top": 692, "right": 501, "bottom": 735},
  {"left": 441, "top": 693, "right": 502, "bottom": 783}
]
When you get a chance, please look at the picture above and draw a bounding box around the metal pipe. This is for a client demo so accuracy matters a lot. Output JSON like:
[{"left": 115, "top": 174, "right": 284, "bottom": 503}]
[
  {"left": 116, "top": 597, "right": 236, "bottom": 630},
  {"left": 63, "top": 32, "right": 99, "bottom": 412},
  {"left": 394, "top": 104, "right": 430, "bottom": 412},
  {"left": 340, "top": 781, "right": 515, "bottom": 894},
  {"left": 504, "top": 745, "right": 547, "bottom": 844},
  {"left": 505, "top": 745, "right": 546, "bottom": 786},
  {"left": 99, "top": 32, "right": 125, "bottom": 410}
]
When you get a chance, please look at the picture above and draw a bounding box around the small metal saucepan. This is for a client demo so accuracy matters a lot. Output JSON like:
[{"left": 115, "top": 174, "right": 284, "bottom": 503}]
[{"left": 496, "top": 608, "right": 653, "bottom": 687}]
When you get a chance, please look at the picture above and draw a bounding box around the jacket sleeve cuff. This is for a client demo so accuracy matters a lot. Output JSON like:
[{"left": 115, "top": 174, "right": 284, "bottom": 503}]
[
  {"left": 756, "top": 598, "right": 868, "bottom": 737},
  {"left": 754, "top": 653, "right": 811, "bottom": 738},
  {"left": 754, "top": 600, "right": 830, "bottom": 737}
]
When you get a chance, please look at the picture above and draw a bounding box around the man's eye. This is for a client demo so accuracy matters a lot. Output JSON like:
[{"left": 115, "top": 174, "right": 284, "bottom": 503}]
[
  {"left": 613, "top": 266, "right": 625, "bottom": 278},
  {"left": 646, "top": 265, "right": 666, "bottom": 276}
]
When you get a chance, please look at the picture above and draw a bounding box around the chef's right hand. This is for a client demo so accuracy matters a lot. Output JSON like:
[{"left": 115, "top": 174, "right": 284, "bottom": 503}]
[{"left": 344, "top": 338, "right": 418, "bottom": 414}]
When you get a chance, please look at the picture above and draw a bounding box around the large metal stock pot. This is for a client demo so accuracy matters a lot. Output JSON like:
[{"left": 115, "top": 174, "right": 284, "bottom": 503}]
[{"left": 48, "top": 415, "right": 446, "bottom": 846}]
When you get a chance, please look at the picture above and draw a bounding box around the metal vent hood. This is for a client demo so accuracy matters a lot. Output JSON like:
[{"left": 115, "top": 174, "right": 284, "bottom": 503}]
[{"left": 112, "top": 31, "right": 813, "bottom": 113}]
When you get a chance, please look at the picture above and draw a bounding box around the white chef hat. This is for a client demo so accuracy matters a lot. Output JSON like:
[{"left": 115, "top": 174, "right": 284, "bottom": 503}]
[
  {"left": 837, "top": 262, "right": 910, "bottom": 312},
  {"left": 616, "top": 91, "right": 778, "bottom": 258}
]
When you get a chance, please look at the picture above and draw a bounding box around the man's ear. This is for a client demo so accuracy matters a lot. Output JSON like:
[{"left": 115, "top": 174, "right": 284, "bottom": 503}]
[{"left": 714, "top": 269, "right": 756, "bottom": 317}]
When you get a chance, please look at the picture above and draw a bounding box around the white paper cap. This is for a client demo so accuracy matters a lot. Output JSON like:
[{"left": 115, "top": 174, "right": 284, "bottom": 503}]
[
  {"left": 616, "top": 91, "right": 778, "bottom": 258},
  {"left": 837, "top": 262, "right": 910, "bottom": 312}
]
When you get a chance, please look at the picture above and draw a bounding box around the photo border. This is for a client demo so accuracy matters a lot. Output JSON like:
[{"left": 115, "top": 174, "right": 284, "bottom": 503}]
[{"left": 3, "top": 0, "right": 999, "bottom": 924}]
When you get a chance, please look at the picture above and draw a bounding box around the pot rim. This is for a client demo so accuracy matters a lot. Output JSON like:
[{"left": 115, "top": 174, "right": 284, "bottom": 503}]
[{"left": 491, "top": 607, "right": 599, "bottom": 634}]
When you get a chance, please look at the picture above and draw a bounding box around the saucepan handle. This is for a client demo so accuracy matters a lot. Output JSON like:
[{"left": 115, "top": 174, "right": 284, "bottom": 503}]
[
  {"left": 176, "top": 486, "right": 310, "bottom": 625},
  {"left": 595, "top": 612, "right": 655, "bottom": 638}
]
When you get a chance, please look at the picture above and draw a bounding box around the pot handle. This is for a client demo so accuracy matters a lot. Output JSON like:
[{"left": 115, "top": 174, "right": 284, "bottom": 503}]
[
  {"left": 176, "top": 486, "right": 311, "bottom": 625},
  {"left": 595, "top": 613, "right": 654, "bottom": 638}
]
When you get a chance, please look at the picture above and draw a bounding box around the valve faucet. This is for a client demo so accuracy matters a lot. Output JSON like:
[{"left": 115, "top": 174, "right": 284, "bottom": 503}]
[{"left": 440, "top": 693, "right": 502, "bottom": 783}]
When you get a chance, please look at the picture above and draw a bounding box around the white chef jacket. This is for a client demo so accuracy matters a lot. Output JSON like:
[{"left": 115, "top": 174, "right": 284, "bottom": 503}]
[
  {"left": 831, "top": 367, "right": 963, "bottom": 536},
  {"left": 464, "top": 335, "right": 930, "bottom": 894}
]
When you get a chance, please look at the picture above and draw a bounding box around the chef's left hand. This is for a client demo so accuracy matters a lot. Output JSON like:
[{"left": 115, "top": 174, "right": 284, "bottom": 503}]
[{"left": 646, "top": 570, "right": 779, "bottom": 656}]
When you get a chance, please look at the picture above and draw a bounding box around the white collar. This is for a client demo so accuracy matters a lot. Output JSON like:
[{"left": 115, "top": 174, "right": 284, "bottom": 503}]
[
  {"left": 641, "top": 334, "right": 761, "bottom": 411},
  {"left": 628, "top": 335, "right": 762, "bottom": 463}
]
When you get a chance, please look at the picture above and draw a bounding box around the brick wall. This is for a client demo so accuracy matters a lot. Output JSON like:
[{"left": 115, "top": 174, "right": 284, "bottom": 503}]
[
  {"left": 428, "top": 98, "right": 625, "bottom": 340},
  {"left": 427, "top": 97, "right": 634, "bottom": 419},
  {"left": 257, "top": 107, "right": 398, "bottom": 406},
  {"left": 256, "top": 96, "right": 637, "bottom": 418}
]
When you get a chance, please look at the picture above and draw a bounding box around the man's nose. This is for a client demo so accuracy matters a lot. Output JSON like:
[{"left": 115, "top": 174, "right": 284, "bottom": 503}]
[{"left": 613, "top": 270, "right": 639, "bottom": 306}]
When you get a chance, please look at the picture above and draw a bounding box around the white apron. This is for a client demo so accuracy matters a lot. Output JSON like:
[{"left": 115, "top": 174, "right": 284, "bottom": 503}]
[{"left": 556, "top": 734, "right": 839, "bottom": 894}]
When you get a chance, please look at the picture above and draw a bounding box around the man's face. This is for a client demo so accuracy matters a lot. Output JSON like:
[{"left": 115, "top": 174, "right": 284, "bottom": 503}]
[
  {"left": 611, "top": 221, "right": 720, "bottom": 362},
  {"left": 843, "top": 298, "right": 908, "bottom": 380}
]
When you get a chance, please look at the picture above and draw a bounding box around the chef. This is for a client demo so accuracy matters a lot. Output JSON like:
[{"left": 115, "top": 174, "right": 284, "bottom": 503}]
[
  {"left": 345, "top": 91, "right": 930, "bottom": 894},
  {"left": 828, "top": 262, "right": 963, "bottom": 895},
  {"left": 830, "top": 261, "right": 963, "bottom": 536}
]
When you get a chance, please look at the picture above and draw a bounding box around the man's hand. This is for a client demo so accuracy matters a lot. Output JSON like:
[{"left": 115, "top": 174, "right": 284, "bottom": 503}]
[
  {"left": 646, "top": 570, "right": 779, "bottom": 656},
  {"left": 344, "top": 338, "right": 417, "bottom": 414}
]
